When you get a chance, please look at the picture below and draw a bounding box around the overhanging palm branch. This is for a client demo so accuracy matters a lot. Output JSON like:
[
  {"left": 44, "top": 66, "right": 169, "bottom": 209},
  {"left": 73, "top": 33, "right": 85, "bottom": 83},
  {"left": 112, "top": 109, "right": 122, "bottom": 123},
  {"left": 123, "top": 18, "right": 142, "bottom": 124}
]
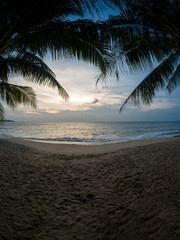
[
  {"left": 0, "top": 82, "right": 37, "bottom": 109},
  {"left": 0, "top": 81, "right": 37, "bottom": 121},
  {"left": 0, "top": 102, "right": 4, "bottom": 121},
  {"left": 120, "top": 53, "right": 179, "bottom": 110},
  {"left": 0, "top": 52, "right": 69, "bottom": 100},
  {"left": 12, "top": 20, "right": 118, "bottom": 81},
  {"left": 104, "top": 0, "right": 180, "bottom": 110},
  {"left": 167, "top": 63, "right": 180, "bottom": 93}
]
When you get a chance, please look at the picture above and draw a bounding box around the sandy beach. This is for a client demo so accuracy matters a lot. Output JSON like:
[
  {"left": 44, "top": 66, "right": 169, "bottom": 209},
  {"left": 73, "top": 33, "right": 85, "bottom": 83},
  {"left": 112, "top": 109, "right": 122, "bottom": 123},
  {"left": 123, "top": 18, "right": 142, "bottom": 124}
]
[{"left": 0, "top": 137, "right": 180, "bottom": 239}]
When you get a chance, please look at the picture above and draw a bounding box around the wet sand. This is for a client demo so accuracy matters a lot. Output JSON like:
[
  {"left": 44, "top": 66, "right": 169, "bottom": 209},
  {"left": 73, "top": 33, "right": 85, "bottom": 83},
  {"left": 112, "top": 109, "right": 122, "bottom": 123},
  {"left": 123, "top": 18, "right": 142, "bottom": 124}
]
[{"left": 0, "top": 137, "right": 180, "bottom": 239}]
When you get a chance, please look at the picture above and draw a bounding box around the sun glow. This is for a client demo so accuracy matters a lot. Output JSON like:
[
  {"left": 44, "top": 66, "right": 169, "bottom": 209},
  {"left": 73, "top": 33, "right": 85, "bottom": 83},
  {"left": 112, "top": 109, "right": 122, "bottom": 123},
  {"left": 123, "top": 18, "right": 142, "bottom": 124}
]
[{"left": 70, "top": 96, "right": 92, "bottom": 104}]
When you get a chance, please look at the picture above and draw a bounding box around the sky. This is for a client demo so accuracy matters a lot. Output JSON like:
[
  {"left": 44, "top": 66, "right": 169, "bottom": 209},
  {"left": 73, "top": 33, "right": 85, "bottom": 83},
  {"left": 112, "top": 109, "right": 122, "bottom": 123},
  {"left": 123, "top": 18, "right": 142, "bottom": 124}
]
[
  {"left": 5, "top": 57, "right": 180, "bottom": 122},
  {"left": 4, "top": 7, "right": 180, "bottom": 122}
]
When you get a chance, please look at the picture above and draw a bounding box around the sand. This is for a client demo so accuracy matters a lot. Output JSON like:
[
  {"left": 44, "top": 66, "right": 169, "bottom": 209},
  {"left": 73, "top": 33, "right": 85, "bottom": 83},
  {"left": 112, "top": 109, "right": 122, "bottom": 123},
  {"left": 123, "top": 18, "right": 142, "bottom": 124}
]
[{"left": 0, "top": 137, "right": 180, "bottom": 240}]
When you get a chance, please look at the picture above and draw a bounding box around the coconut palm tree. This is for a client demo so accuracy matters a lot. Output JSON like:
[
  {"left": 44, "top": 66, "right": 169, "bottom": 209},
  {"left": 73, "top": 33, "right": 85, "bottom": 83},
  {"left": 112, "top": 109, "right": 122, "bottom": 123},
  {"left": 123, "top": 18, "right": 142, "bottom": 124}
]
[
  {"left": 105, "top": 0, "right": 180, "bottom": 110},
  {"left": 0, "top": 0, "right": 122, "bottom": 121}
]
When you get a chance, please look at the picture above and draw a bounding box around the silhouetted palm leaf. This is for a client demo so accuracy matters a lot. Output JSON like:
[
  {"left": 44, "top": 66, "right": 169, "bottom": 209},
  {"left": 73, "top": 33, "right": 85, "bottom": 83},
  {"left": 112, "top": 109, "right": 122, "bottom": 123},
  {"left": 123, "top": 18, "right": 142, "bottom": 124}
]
[
  {"left": 120, "top": 53, "right": 179, "bottom": 110},
  {"left": 0, "top": 102, "right": 4, "bottom": 121},
  {"left": 1, "top": 52, "right": 69, "bottom": 100},
  {"left": 13, "top": 20, "right": 118, "bottom": 80},
  {"left": 105, "top": 0, "right": 180, "bottom": 110},
  {"left": 0, "top": 81, "right": 37, "bottom": 120},
  {"left": 0, "top": 82, "right": 37, "bottom": 109},
  {"left": 167, "top": 64, "right": 180, "bottom": 93}
]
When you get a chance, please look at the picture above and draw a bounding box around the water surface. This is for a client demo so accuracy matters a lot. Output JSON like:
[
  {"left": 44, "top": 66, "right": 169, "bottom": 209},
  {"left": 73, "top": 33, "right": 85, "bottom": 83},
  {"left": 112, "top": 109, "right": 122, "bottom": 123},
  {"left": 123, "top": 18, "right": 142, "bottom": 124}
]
[{"left": 0, "top": 121, "right": 180, "bottom": 144}]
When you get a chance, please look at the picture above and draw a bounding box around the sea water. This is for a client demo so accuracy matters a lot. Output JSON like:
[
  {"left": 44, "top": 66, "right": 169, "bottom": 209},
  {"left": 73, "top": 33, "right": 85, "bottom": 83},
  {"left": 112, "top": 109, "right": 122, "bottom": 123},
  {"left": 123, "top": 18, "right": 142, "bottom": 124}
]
[{"left": 0, "top": 121, "right": 180, "bottom": 144}]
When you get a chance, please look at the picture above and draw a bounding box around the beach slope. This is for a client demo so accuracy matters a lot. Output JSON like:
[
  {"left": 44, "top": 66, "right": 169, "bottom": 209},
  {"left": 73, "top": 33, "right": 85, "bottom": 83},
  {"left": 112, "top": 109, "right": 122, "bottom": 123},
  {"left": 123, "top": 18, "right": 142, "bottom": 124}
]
[{"left": 0, "top": 137, "right": 180, "bottom": 239}]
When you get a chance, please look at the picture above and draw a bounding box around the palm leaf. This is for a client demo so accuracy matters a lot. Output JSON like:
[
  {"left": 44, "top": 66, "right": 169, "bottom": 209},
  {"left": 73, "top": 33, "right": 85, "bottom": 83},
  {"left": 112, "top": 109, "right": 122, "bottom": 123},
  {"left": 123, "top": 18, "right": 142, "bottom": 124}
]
[
  {"left": 103, "top": 0, "right": 180, "bottom": 111},
  {"left": 120, "top": 53, "right": 179, "bottom": 111},
  {"left": 0, "top": 0, "right": 122, "bottom": 51},
  {"left": 14, "top": 21, "right": 118, "bottom": 81},
  {"left": 105, "top": 0, "right": 178, "bottom": 68},
  {"left": 0, "top": 102, "right": 4, "bottom": 121},
  {"left": 0, "top": 82, "right": 37, "bottom": 109},
  {"left": 167, "top": 63, "right": 180, "bottom": 93},
  {"left": 1, "top": 52, "right": 69, "bottom": 100},
  {"left": 21, "top": 52, "right": 56, "bottom": 78},
  {"left": 105, "top": 16, "right": 173, "bottom": 71}
]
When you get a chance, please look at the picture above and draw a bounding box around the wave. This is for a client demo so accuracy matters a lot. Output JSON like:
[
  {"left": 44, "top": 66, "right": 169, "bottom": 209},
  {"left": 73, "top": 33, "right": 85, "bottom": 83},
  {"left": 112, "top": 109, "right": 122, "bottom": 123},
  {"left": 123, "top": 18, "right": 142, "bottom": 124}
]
[
  {"left": 26, "top": 131, "right": 180, "bottom": 143},
  {"left": 1, "top": 131, "right": 180, "bottom": 143},
  {"left": 0, "top": 134, "right": 112, "bottom": 143},
  {"left": 0, "top": 134, "right": 13, "bottom": 138},
  {"left": 131, "top": 131, "right": 180, "bottom": 140},
  {"left": 24, "top": 137, "right": 113, "bottom": 143}
]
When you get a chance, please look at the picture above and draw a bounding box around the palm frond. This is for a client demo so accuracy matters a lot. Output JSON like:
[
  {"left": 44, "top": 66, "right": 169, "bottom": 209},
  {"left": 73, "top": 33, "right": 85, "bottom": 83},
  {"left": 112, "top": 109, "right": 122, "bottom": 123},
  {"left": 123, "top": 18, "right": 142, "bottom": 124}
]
[
  {"left": 167, "top": 63, "right": 180, "bottom": 93},
  {"left": 0, "top": 102, "right": 5, "bottom": 121},
  {"left": 122, "top": 30, "right": 171, "bottom": 68},
  {"left": 15, "top": 21, "right": 118, "bottom": 80},
  {"left": 120, "top": 53, "right": 179, "bottom": 111},
  {"left": 21, "top": 52, "right": 56, "bottom": 78},
  {"left": 1, "top": 52, "right": 69, "bottom": 100},
  {"left": 0, "top": 82, "right": 37, "bottom": 109},
  {"left": 104, "top": 0, "right": 179, "bottom": 68},
  {"left": 0, "top": 57, "right": 9, "bottom": 81},
  {"left": 0, "top": 0, "right": 122, "bottom": 40},
  {"left": 102, "top": 0, "right": 180, "bottom": 112}
]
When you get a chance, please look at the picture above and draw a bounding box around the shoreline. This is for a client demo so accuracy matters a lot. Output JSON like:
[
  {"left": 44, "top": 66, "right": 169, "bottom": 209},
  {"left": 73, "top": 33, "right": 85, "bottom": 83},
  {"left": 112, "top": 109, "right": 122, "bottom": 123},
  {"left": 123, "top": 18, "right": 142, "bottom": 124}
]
[{"left": 5, "top": 135, "right": 180, "bottom": 155}]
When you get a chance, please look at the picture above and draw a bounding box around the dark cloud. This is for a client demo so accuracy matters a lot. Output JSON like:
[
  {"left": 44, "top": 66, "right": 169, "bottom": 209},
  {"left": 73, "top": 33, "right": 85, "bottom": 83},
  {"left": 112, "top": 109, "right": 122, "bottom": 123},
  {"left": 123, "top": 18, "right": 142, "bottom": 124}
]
[{"left": 92, "top": 99, "right": 99, "bottom": 104}]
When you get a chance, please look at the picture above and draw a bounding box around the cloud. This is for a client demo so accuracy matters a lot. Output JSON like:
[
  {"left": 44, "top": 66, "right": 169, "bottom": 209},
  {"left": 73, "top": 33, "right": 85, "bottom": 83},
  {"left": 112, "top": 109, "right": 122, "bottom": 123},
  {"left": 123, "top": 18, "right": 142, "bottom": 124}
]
[
  {"left": 43, "top": 110, "right": 60, "bottom": 114},
  {"left": 141, "top": 97, "right": 179, "bottom": 111},
  {"left": 92, "top": 99, "right": 99, "bottom": 104},
  {"left": 24, "top": 111, "right": 40, "bottom": 115}
]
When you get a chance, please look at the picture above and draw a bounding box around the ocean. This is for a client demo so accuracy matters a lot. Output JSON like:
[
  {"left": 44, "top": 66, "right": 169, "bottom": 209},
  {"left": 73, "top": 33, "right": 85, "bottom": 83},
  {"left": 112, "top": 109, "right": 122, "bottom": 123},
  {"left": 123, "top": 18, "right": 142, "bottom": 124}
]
[{"left": 0, "top": 121, "right": 180, "bottom": 144}]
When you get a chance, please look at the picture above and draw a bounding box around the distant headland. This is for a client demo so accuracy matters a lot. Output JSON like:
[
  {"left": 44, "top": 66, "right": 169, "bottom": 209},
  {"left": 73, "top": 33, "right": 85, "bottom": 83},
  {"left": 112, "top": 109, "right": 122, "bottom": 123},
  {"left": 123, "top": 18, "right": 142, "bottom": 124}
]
[{"left": 4, "top": 120, "right": 14, "bottom": 122}]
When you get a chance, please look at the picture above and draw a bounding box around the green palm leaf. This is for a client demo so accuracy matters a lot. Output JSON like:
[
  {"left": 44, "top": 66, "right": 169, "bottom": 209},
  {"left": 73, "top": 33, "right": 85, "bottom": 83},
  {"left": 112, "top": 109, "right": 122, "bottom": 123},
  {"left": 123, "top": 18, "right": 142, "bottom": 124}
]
[
  {"left": 167, "top": 64, "right": 180, "bottom": 93},
  {"left": 0, "top": 82, "right": 37, "bottom": 109},
  {"left": 120, "top": 53, "right": 179, "bottom": 111},
  {"left": 1, "top": 52, "right": 69, "bottom": 100},
  {"left": 0, "top": 102, "right": 4, "bottom": 121},
  {"left": 104, "top": 0, "right": 180, "bottom": 111}
]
